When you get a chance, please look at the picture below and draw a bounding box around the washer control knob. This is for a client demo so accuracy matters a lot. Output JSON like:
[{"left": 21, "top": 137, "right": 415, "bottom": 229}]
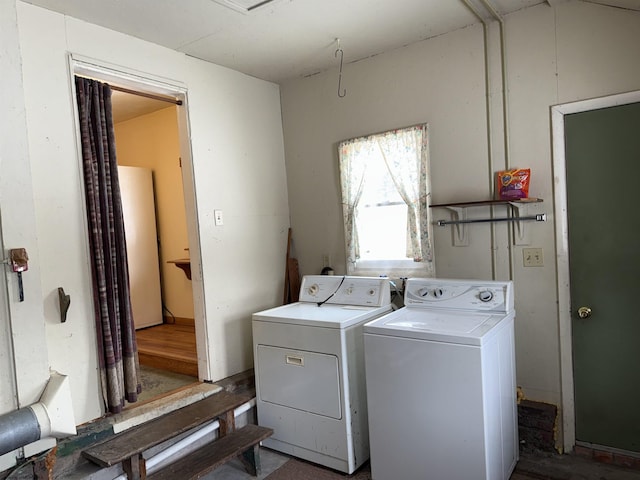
[
  {"left": 479, "top": 290, "right": 494, "bottom": 302},
  {"left": 417, "top": 288, "right": 430, "bottom": 297},
  {"left": 432, "top": 288, "right": 444, "bottom": 298},
  {"left": 345, "top": 287, "right": 353, "bottom": 295},
  {"left": 368, "top": 288, "right": 376, "bottom": 296},
  {"left": 307, "top": 284, "right": 319, "bottom": 296}
]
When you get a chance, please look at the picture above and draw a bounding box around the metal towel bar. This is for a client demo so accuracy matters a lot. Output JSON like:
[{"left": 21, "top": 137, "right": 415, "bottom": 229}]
[{"left": 437, "top": 213, "right": 546, "bottom": 227}]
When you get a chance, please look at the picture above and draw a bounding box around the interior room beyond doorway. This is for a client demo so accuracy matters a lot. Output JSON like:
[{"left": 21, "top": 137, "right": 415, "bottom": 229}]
[{"left": 112, "top": 89, "right": 198, "bottom": 388}]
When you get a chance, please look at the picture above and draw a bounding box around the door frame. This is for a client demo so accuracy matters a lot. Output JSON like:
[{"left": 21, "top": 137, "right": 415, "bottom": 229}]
[
  {"left": 552, "top": 89, "right": 640, "bottom": 453},
  {"left": 68, "top": 54, "right": 211, "bottom": 381}
]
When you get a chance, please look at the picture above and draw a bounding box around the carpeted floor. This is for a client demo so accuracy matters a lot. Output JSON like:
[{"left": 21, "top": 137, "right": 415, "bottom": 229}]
[
  {"left": 264, "top": 459, "right": 371, "bottom": 480},
  {"left": 134, "top": 365, "right": 198, "bottom": 404}
]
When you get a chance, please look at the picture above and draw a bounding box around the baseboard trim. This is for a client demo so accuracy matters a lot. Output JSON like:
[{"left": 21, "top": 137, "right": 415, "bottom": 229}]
[
  {"left": 164, "top": 316, "right": 194, "bottom": 326},
  {"left": 574, "top": 441, "right": 640, "bottom": 469}
]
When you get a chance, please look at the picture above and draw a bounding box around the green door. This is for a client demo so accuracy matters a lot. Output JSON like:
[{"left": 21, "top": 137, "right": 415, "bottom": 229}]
[{"left": 565, "top": 102, "right": 640, "bottom": 453}]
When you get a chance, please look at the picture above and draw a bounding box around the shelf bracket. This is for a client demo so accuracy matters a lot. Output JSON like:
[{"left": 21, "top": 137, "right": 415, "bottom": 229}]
[
  {"left": 168, "top": 259, "right": 192, "bottom": 280},
  {"left": 442, "top": 207, "right": 468, "bottom": 247},
  {"left": 510, "top": 202, "right": 536, "bottom": 245}
]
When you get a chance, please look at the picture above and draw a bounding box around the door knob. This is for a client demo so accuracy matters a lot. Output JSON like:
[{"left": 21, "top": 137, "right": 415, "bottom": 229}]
[{"left": 577, "top": 306, "right": 592, "bottom": 319}]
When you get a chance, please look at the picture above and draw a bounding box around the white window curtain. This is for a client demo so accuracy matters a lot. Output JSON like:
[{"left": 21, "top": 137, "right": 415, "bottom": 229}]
[
  {"left": 376, "top": 125, "right": 432, "bottom": 263},
  {"left": 339, "top": 125, "right": 433, "bottom": 276},
  {"left": 339, "top": 138, "right": 374, "bottom": 268}
]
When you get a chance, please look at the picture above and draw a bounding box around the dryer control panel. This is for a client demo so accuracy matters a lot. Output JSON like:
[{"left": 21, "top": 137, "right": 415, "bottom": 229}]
[
  {"left": 404, "top": 278, "right": 513, "bottom": 314},
  {"left": 299, "top": 275, "right": 391, "bottom": 307}
]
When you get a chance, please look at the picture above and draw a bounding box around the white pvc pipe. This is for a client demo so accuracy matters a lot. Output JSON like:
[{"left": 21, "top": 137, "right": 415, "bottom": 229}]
[
  {"left": 461, "top": 0, "right": 500, "bottom": 279},
  {"left": 112, "top": 398, "right": 256, "bottom": 480},
  {"left": 462, "top": 0, "right": 516, "bottom": 282},
  {"left": 476, "top": 0, "right": 519, "bottom": 282}
]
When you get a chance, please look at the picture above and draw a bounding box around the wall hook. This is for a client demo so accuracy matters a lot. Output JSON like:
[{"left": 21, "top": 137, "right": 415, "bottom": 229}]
[
  {"left": 58, "top": 287, "right": 71, "bottom": 323},
  {"left": 335, "top": 39, "right": 346, "bottom": 98}
]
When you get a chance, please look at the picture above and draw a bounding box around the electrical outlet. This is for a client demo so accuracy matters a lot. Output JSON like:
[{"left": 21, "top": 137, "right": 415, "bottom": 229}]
[
  {"left": 523, "top": 247, "right": 543, "bottom": 267},
  {"left": 322, "top": 254, "right": 331, "bottom": 267},
  {"left": 214, "top": 210, "right": 224, "bottom": 226}
]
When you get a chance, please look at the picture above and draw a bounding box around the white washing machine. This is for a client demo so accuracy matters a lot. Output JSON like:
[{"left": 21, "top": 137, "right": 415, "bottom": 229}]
[
  {"left": 252, "top": 275, "right": 391, "bottom": 474},
  {"left": 364, "top": 278, "right": 518, "bottom": 480}
]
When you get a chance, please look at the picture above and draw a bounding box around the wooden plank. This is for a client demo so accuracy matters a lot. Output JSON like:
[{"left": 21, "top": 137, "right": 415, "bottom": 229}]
[
  {"left": 83, "top": 391, "right": 252, "bottom": 467},
  {"left": 283, "top": 228, "right": 292, "bottom": 304},
  {"left": 122, "top": 454, "right": 145, "bottom": 480},
  {"left": 218, "top": 409, "right": 235, "bottom": 437},
  {"left": 240, "top": 444, "right": 261, "bottom": 476},
  {"left": 147, "top": 424, "right": 273, "bottom": 480},
  {"left": 287, "top": 258, "right": 300, "bottom": 303}
]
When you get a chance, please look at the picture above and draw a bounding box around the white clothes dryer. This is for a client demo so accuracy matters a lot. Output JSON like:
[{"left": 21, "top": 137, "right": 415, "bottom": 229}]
[
  {"left": 252, "top": 275, "right": 391, "bottom": 474},
  {"left": 364, "top": 278, "right": 518, "bottom": 480}
]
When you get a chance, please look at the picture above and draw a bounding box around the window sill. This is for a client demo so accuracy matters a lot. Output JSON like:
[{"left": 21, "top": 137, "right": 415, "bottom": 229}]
[{"left": 349, "top": 260, "right": 434, "bottom": 278}]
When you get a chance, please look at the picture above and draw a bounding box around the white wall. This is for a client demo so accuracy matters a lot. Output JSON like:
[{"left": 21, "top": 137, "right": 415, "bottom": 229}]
[
  {"left": 0, "top": 0, "right": 51, "bottom": 408},
  {"left": 280, "top": 0, "right": 640, "bottom": 447},
  {"left": 14, "top": 0, "right": 289, "bottom": 427},
  {"left": 0, "top": 0, "right": 53, "bottom": 470}
]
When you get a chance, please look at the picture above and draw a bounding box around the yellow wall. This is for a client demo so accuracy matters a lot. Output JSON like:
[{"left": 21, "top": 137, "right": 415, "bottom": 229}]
[{"left": 114, "top": 106, "right": 194, "bottom": 320}]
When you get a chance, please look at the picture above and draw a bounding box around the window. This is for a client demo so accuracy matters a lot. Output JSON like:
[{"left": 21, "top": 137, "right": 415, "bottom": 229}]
[{"left": 339, "top": 124, "right": 435, "bottom": 278}]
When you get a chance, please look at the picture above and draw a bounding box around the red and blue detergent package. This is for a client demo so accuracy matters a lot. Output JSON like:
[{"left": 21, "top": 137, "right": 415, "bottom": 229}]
[{"left": 496, "top": 168, "right": 531, "bottom": 200}]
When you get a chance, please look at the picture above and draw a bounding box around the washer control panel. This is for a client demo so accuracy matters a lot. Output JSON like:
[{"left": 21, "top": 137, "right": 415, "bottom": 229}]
[
  {"left": 405, "top": 278, "right": 513, "bottom": 313},
  {"left": 299, "top": 275, "right": 391, "bottom": 307}
]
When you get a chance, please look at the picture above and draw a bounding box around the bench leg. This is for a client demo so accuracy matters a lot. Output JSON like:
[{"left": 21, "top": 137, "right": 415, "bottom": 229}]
[
  {"left": 122, "top": 454, "right": 147, "bottom": 480},
  {"left": 240, "top": 444, "right": 261, "bottom": 477},
  {"left": 218, "top": 410, "right": 235, "bottom": 437}
]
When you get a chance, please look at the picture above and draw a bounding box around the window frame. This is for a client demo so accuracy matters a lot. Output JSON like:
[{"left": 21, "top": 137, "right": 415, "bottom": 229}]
[{"left": 338, "top": 124, "right": 435, "bottom": 278}]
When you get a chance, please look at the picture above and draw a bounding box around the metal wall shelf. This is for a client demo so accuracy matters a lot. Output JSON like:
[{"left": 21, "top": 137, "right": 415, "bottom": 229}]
[
  {"left": 430, "top": 198, "right": 545, "bottom": 246},
  {"left": 430, "top": 198, "right": 543, "bottom": 209}
]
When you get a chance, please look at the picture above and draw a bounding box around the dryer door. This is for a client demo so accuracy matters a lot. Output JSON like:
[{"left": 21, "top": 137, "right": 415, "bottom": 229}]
[{"left": 256, "top": 345, "right": 342, "bottom": 419}]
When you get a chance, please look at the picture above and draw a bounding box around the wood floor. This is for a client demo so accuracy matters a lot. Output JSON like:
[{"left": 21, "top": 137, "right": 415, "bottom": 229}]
[{"left": 136, "top": 323, "right": 198, "bottom": 377}]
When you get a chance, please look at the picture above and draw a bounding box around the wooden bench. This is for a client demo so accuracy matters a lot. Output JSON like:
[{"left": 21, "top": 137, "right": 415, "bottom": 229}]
[
  {"left": 82, "top": 390, "right": 272, "bottom": 479},
  {"left": 147, "top": 424, "right": 273, "bottom": 480}
]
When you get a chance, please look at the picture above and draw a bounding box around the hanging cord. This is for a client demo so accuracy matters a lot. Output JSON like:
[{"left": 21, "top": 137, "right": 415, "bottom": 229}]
[
  {"left": 162, "top": 304, "right": 177, "bottom": 324},
  {"left": 317, "top": 276, "right": 347, "bottom": 307},
  {"left": 335, "top": 39, "right": 347, "bottom": 98}
]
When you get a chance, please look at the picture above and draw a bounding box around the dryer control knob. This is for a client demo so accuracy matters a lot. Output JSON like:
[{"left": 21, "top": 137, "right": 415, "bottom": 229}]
[
  {"left": 432, "top": 288, "right": 444, "bottom": 298},
  {"left": 479, "top": 290, "right": 494, "bottom": 302},
  {"left": 307, "top": 284, "right": 320, "bottom": 296},
  {"left": 417, "top": 288, "right": 430, "bottom": 297}
]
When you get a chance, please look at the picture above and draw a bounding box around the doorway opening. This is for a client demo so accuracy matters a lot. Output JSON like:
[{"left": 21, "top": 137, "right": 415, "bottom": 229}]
[
  {"left": 112, "top": 93, "right": 198, "bottom": 403},
  {"left": 72, "top": 58, "right": 209, "bottom": 406}
]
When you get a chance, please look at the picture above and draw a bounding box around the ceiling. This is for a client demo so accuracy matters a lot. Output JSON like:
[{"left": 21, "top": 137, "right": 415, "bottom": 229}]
[
  {"left": 109, "top": 90, "right": 175, "bottom": 123},
  {"left": 23, "top": 0, "right": 639, "bottom": 120}
]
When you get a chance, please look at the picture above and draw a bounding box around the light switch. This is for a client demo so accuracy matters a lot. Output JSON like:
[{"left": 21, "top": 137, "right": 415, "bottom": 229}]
[
  {"left": 214, "top": 210, "right": 224, "bottom": 226},
  {"left": 523, "top": 247, "right": 543, "bottom": 267}
]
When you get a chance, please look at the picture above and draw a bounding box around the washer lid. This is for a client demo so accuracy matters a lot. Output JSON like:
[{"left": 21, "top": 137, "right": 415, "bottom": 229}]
[
  {"left": 363, "top": 308, "right": 513, "bottom": 346},
  {"left": 253, "top": 302, "right": 393, "bottom": 329}
]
